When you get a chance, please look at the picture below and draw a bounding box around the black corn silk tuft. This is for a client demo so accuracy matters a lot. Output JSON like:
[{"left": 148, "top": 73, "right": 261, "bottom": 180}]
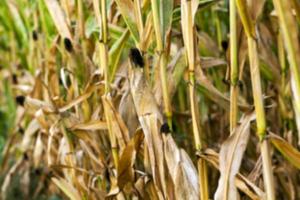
[
  {"left": 35, "top": 168, "right": 42, "bottom": 176},
  {"left": 32, "top": 30, "right": 38, "bottom": 41},
  {"left": 130, "top": 48, "right": 144, "bottom": 68},
  {"left": 15, "top": 95, "right": 25, "bottom": 106},
  {"left": 12, "top": 73, "right": 18, "bottom": 84},
  {"left": 222, "top": 78, "right": 230, "bottom": 86},
  {"left": 221, "top": 40, "right": 228, "bottom": 51},
  {"left": 64, "top": 38, "right": 73, "bottom": 52},
  {"left": 23, "top": 152, "right": 29, "bottom": 160},
  {"left": 160, "top": 123, "right": 170, "bottom": 134},
  {"left": 19, "top": 126, "right": 24, "bottom": 134},
  {"left": 238, "top": 80, "right": 243, "bottom": 91}
]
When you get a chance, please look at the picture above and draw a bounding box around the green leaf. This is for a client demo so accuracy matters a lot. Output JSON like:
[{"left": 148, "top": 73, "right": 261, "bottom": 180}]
[
  {"left": 198, "top": 0, "right": 221, "bottom": 10},
  {"left": 115, "top": 0, "right": 139, "bottom": 44},
  {"left": 159, "top": 0, "right": 174, "bottom": 44},
  {"left": 109, "top": 29, "right": 130, "bottom": 82}
]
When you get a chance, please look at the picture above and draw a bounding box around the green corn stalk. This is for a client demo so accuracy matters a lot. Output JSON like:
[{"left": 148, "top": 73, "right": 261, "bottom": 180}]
[
  {"left": 236, "top": 0, "right": 275, "bottom": 199},
  {"left": 229, "top": 0, "right": 239, "bottom": 132},
  {"left": 150, "top": 0, "right": 172, "bottom": 128},
  {"left": 273, "top": 0, "right": 300, "bottom": 146}
]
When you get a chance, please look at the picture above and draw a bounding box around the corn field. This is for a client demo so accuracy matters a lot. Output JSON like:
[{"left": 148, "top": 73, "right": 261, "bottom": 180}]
[{"left": 0, "top": 0, "right": 300, "bottom": 199}]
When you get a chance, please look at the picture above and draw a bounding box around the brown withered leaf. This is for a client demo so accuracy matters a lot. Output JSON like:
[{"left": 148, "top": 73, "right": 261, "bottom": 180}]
[
  {"left": 163, "top": 134, "right": 199, "bottom": 199},
  {"left": 129, "top": 67, "right": 163, "bottom": 120},
  {"left": 33, "top": 132, "right": 44, "bottom": 168},
  {"left": 174, "top": 162, "right": 198, "bottom": 200},
  {"left": 198, "top": 149, "right": 265, "bottom": 199},
  {"left": 139, "top": 114, "right": 166, "bottom": 199},
  {"left": 70, "top": 120, "right": 107, "bottom": 131},
  {"left": 117, "top": 129, "right": 144, "bottom": 189},
  {"left": 214, "top": 112, "right": 256, "bottom": 200},
  {"left": 79, "top": 140, "right": 105, "bottom": 168},
  {"left": 129, "top": 67, "right": 167, "bottom": 198},
  {"left": 102, "top": 95, "right": 130, "bottom": 152},
  {"left": 119, "top": 83, "right": 139, "bottom": 137},
  {"left": 59, "top": 84, "right": 100, "bottom": 113},
  {"left": 269, "top": 133, "right": 300, "bottom": 169},
  {"left": 21, "top": 119, "right": 40, "bottom": 151},
  {"left": 51, "top": 177, "right": 81, "bottom": 200}
]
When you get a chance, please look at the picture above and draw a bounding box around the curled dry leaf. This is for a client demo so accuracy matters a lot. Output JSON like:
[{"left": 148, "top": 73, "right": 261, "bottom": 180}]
[
  {"left": 52, "top": 177, "right": 81, "bottom": 200},
  {"left": 214, "top": 112, "right": 255, "bottom": 200},
  {"left": 139, "top": 114, "right": 166, "bottom": 199},
  {"left": 44, "top": 0, "right": 72, "bottom": 39},
  {"left": 33, "top": 132, "right": 44, "bottom": 168},
  {"left": 163, "top": 134, "right": 199, "bottom": 199},
  {"left": 129, "top": 67, "right": 167, "bottom": 198},
  {"left": 269, "top": 133, "right": 300, "bottom": 169},
  {"left": 21, "top": 119, "right": 40, "bottom": 151},
  {"left": 70, "top": 120, "right": 107, "bottom": 131},
  {"left": 198, "top": 149, "right": 265, "bottom": 200},
  {"left": 117, "top": 129, "right": 144, "bottom": 189},
  {"left": 59, "top": 84, "right": 100, "bottom": 113},
  {"left": 102, "top": 95, "right": 130, "bottom": 153},
  {"left": 119, "top": 84, "right": 139, "bottom": 137},
  {"left": 129, "top": 67, "right": 162, "bottom": 120}
]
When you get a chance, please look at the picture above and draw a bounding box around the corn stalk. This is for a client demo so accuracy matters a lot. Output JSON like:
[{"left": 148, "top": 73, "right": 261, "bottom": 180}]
[
  {"left": 235, "top": 0, "right": 275, "bottom": 199},
  {"left": 229, "top": 0, "right": 239, "bottom": 133},
  {"left": 272, "top": 0, "right": 300, "bottom": 146},
  {"left": 150, "top": 0, "right": 172, "bottom": 127},
  {"left": 181, "top": 0, "right": 209, "bottom": 199}
]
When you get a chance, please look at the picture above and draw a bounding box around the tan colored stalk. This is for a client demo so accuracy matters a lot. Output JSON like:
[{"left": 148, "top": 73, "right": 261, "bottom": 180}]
[
  {"left": 182, "top": 0, "right": 209, "bottom": 199},
  {"left": 134, "top": 0, "right": 144, "bottom": 41},
  {"left": 93, "top": 0, "right": 118, "bottom": 167},
  {"left": 99, "top": 1, "right": 117, "bottom": 166},
  {"left": 150, "top": 0, "right": 172, "bottom": 127},
  {"left": 77, "top": 0, "right": 84, "bottom": 38},
  {"left": 248, "top": 36, "right": 275, "bottom": 200},
  {"left": 101, "top": 0, "right": 108, "bottom": 43}
]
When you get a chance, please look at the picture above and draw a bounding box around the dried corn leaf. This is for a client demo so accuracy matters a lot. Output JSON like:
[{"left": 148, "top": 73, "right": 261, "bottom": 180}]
[
  {"left": 270, "top": 133, "right": 300, "bottom": 169},
  {"left": 163, "top": 134, "right": 199, "bottom": 199},
  {"left": 33, "top": 132, "right": 44, "bottom": 167},
  {"left": 115, "top": 0, "right": 139, "bottom": 43},
  {"left": 21, "top": 119, "right": 40, "bottom": 151},
  {"left": 52, "top": 177, "right": 81, "bottom": 200},
  {"left": 119, "top": 87, "right": 139, "bottom": 137},
  {"left": 117, "top": 129, "right": 144, "bottom": 189},
  {"left": 139, "top": 114, "right": 166, "bottom": 199},
  {"left": 129, "top": 68, "right": 162, "bottom": 118},
  {"left": 59, "top": 84, "right": 99, "bottom": 113},
  {"left": 102, "top": 95, "right": 130, "bottom": 153},
  {"left": 44, "top": 0, "right": 72, "bottom": 39},
  {"left": 174, "top": 157, "right": 198, "bottom": 200},
  {"left": 214, "top": 112, "right": 255, "bottom": 200},
  {"left": 199, "top": 149, "right": 265, "bottom": 199},
  {"left": 129, "top": 67, "right": 166, "bottom": 197},
  {"left": 70, "top": 120, "right": 107, "bottom": 131}
]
